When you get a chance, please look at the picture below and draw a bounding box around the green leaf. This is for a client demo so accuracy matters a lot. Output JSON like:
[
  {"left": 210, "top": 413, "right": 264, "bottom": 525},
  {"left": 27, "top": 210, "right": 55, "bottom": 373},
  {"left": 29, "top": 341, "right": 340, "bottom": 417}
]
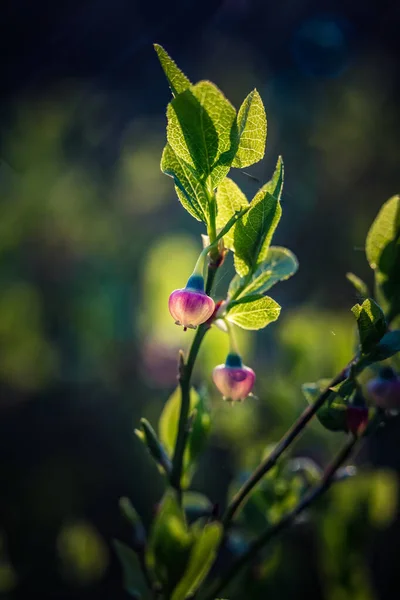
[
  {"left": 229, "top": 246, "right": 298, "bottom": 299},
  {"left": 346, "top": 272, "right": 369, "bottom": 299},
  {"left": 186, "top": 389, "right": 212, "bottom": 481},
  {"left": 331, "top": 378, "right": 356, "bottom": 399},
  {"left": 119, "top": 497, "right": 143, "bottom": 529},
  {"left": 161, "top": 143, "right": 209, "bottom": 223},
  {"left": 216, "top": 177, "right": 248, "bottom": 249},
  {"left": 231, "top": 89, "right": 267, "bottom": 168},
  {"left": 146, "top": 489, "right": 193, "bottom": 593},
  {"left": 302, "top": 380, "right": 348, "bottom": 432},
  {"left": 159, "top": 387, "right": 211, "bottom": 488},
  {"left": 366, "top": 195, "right": 400, "bottom": 316},
  {"left": 226, "top": 296, "right": 281, "bottom": 330},
  {"left": 182, "top": 492, "right": 213, "bottom": 519},
  {"left": 366, "top": 195, "right": 400, "bottom": 271},
  {"left": 135, "top": 418, "right": 171, "bottom": 475},
  {"left": 113, "top": 540, "right": 147, "bottom": 598},
  {"left": 372, "top": 330, "right": 400, "bottom": 360},
  {"left": 154, "top": 44, "right": 191, "bottom": 97},
  {"left": 171, "top": 522, "right": 222, "bottom": 600},
  {"left": 351, "top": 298, "right": 386, "bottom": 353},
  {"left": 167, "top": 81, "right": 238, "bottom": 188},
  {"left": 233, "top": 157, "right": 283, "bottom": 276}
]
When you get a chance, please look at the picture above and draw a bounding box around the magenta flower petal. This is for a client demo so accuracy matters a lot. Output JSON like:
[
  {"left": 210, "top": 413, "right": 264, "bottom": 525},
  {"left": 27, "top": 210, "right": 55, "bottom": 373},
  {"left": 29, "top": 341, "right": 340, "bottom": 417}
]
[
  {"left": 168, "top": 288, "right": 215, "bottom": 330},
  {"left": 212, "top": 363, "right": 255, "bottom": 402}
]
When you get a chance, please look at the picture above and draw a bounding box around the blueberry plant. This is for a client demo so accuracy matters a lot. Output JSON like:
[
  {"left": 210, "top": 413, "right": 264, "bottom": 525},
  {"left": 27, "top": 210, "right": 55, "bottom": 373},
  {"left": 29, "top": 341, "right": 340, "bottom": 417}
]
[{"left": 114, "top": 45, "right": 400, "bottom": 600}]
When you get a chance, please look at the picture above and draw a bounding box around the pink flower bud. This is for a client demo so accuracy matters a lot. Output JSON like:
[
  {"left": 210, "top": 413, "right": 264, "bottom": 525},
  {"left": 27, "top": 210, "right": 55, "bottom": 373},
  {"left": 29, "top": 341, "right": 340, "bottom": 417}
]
[
  {"left": 168, "top": 275, "right": 215, "bottom": 331},
  {"left": 212, "top": 353, "right": 255, "bottom": 402},
  {"left": 366, "top": 368, "right": 400, "bottom": 409}
]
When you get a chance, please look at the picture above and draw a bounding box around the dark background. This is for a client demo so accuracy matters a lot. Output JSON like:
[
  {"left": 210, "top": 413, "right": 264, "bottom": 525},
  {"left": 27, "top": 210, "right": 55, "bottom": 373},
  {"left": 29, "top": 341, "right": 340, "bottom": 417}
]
[{"left": 1, "top": 1, "right": 400, "bottom": 598}]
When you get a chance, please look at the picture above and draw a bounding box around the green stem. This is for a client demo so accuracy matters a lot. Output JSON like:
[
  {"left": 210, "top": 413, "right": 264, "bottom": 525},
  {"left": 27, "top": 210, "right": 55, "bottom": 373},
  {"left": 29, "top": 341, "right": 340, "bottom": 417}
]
[
  {"left": 170, "top": 262, "right": 220, "bottom": 494},
  {"left": 208, "top": 192, "right": 218, "bottom": 261},
  {"left": 201, "top": 434, "right": 359, "bottom": 600},
  {"left": 170, "top": 323, "right": 209, "bottom": 493},
  {"left": 222, "top": 360, "right": 356, "bottom": 527},
  {"left": 225, "top": 320, "right": 240, "bottom": 355}
]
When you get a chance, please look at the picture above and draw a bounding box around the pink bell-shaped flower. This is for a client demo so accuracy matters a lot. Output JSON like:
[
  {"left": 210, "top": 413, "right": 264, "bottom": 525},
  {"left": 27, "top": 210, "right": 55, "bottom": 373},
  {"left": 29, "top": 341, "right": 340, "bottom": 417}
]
[
  {"left": 366, "top": 367, "right": 400, "bottom": 410},
  {"left": 169, "top": 275, "right": 215, "bottom": 331},
  {"left": 212, "top": 353, "right": 256, "bottom": 402}
]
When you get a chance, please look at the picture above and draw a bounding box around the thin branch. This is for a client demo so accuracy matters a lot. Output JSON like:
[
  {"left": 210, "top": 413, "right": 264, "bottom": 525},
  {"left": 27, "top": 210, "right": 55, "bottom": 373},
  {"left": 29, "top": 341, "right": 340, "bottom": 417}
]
[
  {"left": 222, "top": 363, "right": 354, "bottom": 526},
  {"left": 201, "top": 434, "right": 358, "bottom": 600}
]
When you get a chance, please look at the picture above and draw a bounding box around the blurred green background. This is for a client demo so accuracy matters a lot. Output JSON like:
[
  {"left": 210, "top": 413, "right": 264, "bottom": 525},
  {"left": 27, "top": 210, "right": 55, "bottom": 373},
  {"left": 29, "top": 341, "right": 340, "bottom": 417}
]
[{"left": 1, "top": 1, "right": 400, "bottom": 598}]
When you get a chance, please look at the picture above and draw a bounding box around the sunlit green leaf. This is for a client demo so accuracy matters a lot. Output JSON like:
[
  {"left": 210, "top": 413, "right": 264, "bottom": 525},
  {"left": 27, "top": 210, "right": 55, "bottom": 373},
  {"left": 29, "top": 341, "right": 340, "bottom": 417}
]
[
  {"left": 366, "top": 195, "right": 400, "bottom": 316},
  {"left": 351, "top": 298, "right": 386, "bottom": 353},
  {"left": 146, "top": 489, "right": 193, "bottom": 593},
  {"left": 233, "top": 157, "right": 283, "bottom": 276},
  {"left": 216, "top": 177, "right": 248, "bottom": 249},
  {"left": 154, "top": 44, "right": 191, "bottom": 97},
  {"left": 167, "top": 81, "right": 237, "bottom": 188},
  {"left": 161, "top": 143, "right": 209, "bottom": 222},
  {"left": 232, "top": 89, "right": 267, "bottom": 168},
  {"left": 226, "top": 296, "right": 281, "bottom": 330},
  {"left": 229, "top": 246, "right": 298, "bottom": 300},
  {"left": 366, "top": 195, "right": 400, "bottom": 271},
  {"left": 233, "top": 191, "right": 281, "bottom": 277},
  {"left": 171, "top": 522, "right": 222, "bottom": 600}
]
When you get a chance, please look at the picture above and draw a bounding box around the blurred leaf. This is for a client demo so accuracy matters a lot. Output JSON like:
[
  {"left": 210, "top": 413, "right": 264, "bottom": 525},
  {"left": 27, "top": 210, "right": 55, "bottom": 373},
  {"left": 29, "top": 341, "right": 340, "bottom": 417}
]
[
  {"left": 113, "top": 540, "right": 147, "bottom": 597},
  {"left": 372, "top": 330, "right": 400, "bottom": 360},
  {"left": 229, "top": 246, "right": 298, "bottom": 300},
  {"left": 351, "top": 298, "right": 386, "bottom": 353},
  {"left": 229, "top": 458, "right": 304, "bottom": 531},
  {"left": 302, "top": 380, "right": 348, "bottom": 432},
  {"left": 161, "top": 143, "right": 209, "bottom": 223},
  {"left": 146, "top": 489, "right": 193, "bottom": 592},
  {"left": 317, "top": 471, "right": 395, "bottom": 600},
  {"left": 167, "top": 81, "right": 237, "bottom": 188},
  {"left": 171, "top": 522, "right": 222, "bottom": 600},
  {"left": 182, "top": 492, "right": 213, "bottom": 520},
  {"left": 186, "top": 388, "right": 212, "bottom": 485},
  {"left": 159, "top": 387, "right": 211, "bottom": 487},
  {"left": 226, "top": 296, "right": 281, "bottom": 330},
  {"left": 346, "top": 272, "right": 369, "bottom": 299},
  {"left": 154, "top": 44, "right": 191, "bottom": 97},
  {"left": 233, "top": 158, "right": 283, "bottom": 276},
  {"left": 0, "top": 536, "right": 17, "bottom": 593},
  {"left": 57, "top": 521, "right": 109, "bottom": 584},
  {"left": 287, "top": 457, "right": 323, "bottom": 488},
  {"left": 216, "top": 177, "right": 248, "bottom": 249},
  {"left": 231, "top": 89, "right": 267, "bottom": 168},
  {"left": 135, "top": 418, "right": 171, "bottom": 475},
  {"left": 119, "top": 497, "right": 142, "bottom": 528},
  {"left": 368, "top": 470, "right": 398, "bottom": 528}
]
